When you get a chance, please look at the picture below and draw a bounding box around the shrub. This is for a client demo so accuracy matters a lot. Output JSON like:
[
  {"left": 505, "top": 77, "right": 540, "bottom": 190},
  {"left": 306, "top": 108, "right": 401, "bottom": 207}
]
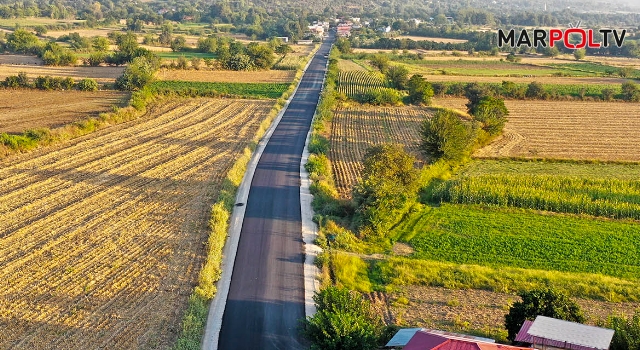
[
  {"left": 526, "top": 81, "right": 548, "bottom": 99},
  {"left": 622, "top": 81, "right": 640, "bottom": 102},
  {"left": 505, "top": 288, "right": 585, "bottom": 341},
  {"left": 303, "top": 286, "right": 382, "bottom": 350},
  {"left": 385, "top": 65, "right": 409, "bottom": 90},
  {"left": 608, "top": 312, "right": 640, "bottom": 350},
  {"left": 356, "top": 88, "right": 402, "bottom": 105},
  {"left": 77, "top": 78, "right": 99, "bottom": 91},
  {"left": 115, "top": 56, "right": 158, "bottom": 91}
]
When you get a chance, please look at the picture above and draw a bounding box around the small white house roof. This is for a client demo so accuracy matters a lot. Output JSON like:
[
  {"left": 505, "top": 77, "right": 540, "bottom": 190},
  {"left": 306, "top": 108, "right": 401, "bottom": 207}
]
[{"left": 527, "top": 316, "right": 615, "bottom": 350}]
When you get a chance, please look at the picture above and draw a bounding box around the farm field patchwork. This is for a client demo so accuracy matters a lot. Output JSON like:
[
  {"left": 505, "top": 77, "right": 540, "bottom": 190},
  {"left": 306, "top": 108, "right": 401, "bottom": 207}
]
[
  {"left": 0, "top": 98, "right": 273, "bottom": 349},
  {"left": 0, "top": 90, "right": 129, "bottom": 134},
  {"left": 329, "top": 105, "right": 429, "bottom": 197},
  {"left": 434, "top": 97, "right": 640, "bottom": 161},
  {"left": 156, "top": 68, "right": 296, "bottom": 83},
  {"left": 0, "top": 62, "right": 124, "bottom": 83}
]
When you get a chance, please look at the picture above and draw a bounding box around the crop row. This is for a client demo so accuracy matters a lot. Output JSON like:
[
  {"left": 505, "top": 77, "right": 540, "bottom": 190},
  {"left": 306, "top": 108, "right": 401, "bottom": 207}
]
[
  {"left": 431, "top": 174, "right": 640, "bottom": 220},
  {"left": 394, "top": 204, "right": 640, "bottom": 280},
  {"left": 336, "top": 70, "right": 385, "bottom": 98}
]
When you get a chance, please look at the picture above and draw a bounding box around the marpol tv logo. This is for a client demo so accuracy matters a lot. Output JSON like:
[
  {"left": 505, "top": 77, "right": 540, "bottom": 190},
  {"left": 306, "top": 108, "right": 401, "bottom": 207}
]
[{"left": 498, "top": 22, "right": 627, "bottom": 49}]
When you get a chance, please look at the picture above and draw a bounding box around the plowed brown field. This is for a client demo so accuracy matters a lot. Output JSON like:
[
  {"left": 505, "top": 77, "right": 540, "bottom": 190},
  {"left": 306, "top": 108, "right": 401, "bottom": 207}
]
[
  {"left": 435, "top": 97, "right": 640, "bottom": 161},
  {"left": 330, "top": 106, "right": 430, "bottom": 198},
  {"left": 0, "top": 98, "right": 273, "bottom": 349},
  {"left": 0, "top": 90, "right": 129, "bottom": 133}
]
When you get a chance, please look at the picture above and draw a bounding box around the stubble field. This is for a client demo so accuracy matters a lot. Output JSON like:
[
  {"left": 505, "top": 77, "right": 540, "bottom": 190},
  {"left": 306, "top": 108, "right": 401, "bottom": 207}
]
[
  {"left": 330, "top": 106, "right": 429, "bottom": 197},
  {"left": 156, "top": 69, "right": 296, "bottom": 83},
  {"left": 434, "top": 97, "right": 640, "bottom": 161},
  {"left": 0, "top": 63, "right": 124, "bottom": 83},
  {"left": 0, "top": 98, "right": 273, "bottom": 349},
  {"left": 0, "top": 90, "right": 129, "bottom": 133}
]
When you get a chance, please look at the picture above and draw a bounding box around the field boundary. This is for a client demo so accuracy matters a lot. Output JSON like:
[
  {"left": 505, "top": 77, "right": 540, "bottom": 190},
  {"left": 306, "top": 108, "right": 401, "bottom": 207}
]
[{"left": 199, "top": 44, "right": 320, "bottom": 350}]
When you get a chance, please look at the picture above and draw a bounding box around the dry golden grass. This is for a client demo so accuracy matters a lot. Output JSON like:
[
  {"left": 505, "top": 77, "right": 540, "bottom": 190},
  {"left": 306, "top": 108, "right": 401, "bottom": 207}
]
[
  {"left": 45, "top": 28, "right": 116, "bottom": 38},
  {"left": 435, "top": 97, "right": 640, "bottom": 161},
  {"left": 0, "top": 98, "right": 274, "bottom": 349},
  {"left": 337, "top": 59, "right": 367, "bottom": 71},
  {"left": 0, "top": 90, "right": 129, "bottom": 133},
  {"left": 0, "top": 62, "right": 124, "bottom": 83},
  {"left": 330, "top": 105, "right": 430, "bottom": 197},
  {"left": 156, "top": 68, "right": 296, "bottom": 83}
]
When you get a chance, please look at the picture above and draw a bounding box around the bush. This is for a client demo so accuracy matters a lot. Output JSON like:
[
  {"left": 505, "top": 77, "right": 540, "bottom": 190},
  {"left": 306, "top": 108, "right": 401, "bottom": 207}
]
[
  {"left": 526, "top": 81, "right": 548, "bottom": 99},
  {"left": 421, "top": 110, "right": 475, "bottom": 162},
  {"left": 76, "top": 78, "right": 99, "bottom": 91},
  {"left": 622, "top": 81, "right": 640, "bottom": 102},
  {"left": 505, "top": 288, "right": 585, "bottom": 341},
  {"left": 303, "top": 286, "right": 382, "bottom": 350},
  {"left": 608, "top": 312, "right": 640, "bottom": 350},
  {"left": 115, "top": 56, "right": 158, "bottom": 91},
  {"left": 356, "top": 88, "right": 402, "bottom": 105}
]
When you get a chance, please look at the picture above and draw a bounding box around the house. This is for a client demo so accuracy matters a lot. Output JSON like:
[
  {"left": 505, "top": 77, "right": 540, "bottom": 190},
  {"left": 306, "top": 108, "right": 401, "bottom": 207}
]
[
  {"left": 336, "top": 24, "right": 352, "bottom": 37},
  {"left": 386, "top": 329, "right": 530, "bottom": 350},
  {"left": 297, "top": 39, "right": 314, "bottom": 45},
  {"left": 515, "top": 316, "right": 615, "bottom": 350},
  {"left": 276, "top": 36, "right": 289, "bottom": 43}
]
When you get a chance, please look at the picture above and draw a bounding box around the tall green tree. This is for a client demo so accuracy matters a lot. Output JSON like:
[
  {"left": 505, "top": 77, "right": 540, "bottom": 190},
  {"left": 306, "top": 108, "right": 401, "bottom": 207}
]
[
  {"left": 505, "top": 288, "right": 585, "bottom": 342},
  {"left": 353, "top": 144, "right": 420, "bottom": 236},
  {"left": 407, "top": 74, "right": 434, "bottom": 105},
  {"left": 420, "top": 110, "right": 475, "bottom": 162},
  {"left": 385, "top": 65, "right": 409, "bottom": 90},
  {"left": 471, "top": 96, "right": 508, "bottom": 136}
]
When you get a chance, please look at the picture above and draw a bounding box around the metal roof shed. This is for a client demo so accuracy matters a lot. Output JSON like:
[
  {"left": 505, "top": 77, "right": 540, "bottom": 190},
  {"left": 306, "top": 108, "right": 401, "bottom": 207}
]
[{"left": 517, "top": 316, "right": 615, "bottom": 350}]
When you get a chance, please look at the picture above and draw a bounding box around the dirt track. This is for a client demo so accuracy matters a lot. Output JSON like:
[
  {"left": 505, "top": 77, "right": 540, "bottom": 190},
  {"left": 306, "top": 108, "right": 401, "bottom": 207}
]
[{"left": 0, "top": 98, "right": 273, "bottom": 349}]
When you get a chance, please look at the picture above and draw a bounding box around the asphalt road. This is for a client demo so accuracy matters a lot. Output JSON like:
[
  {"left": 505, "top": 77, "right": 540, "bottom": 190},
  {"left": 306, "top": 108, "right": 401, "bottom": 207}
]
[{"left": 217, "top": 37, "right": 333, "bottom": 350}]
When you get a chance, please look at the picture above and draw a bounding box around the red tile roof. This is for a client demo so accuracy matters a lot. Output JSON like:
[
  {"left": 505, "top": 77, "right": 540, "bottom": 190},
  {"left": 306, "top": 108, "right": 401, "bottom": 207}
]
[{"left": 403, "top": 330, "right": 530, "bottom": 350}]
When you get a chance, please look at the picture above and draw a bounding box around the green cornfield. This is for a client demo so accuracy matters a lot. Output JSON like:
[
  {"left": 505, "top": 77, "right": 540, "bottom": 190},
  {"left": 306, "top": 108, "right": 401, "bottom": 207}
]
[{"left": 432, "top": 174, "right": 640, "bottom": 219}]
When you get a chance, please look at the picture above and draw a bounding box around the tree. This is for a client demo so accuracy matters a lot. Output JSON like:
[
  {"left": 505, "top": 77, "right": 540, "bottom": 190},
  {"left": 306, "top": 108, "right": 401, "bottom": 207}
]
[
  {"left": 159, "top": 23, "right": 173, "bottom": 46},
  {"left": 170, "top": 36, "right": 186, "bottom": 52},
  {"left": 197, "top": 36, "right": 218, "bottom": 53},
  {"left": 34, "top": 25, "right": 47, "bottom": 36},
  {"left": 573, "top": 48, "right": 586, "bottom": 60},
  {"left": 464, "top": 82, "right": 493, "bottom": 112},
  {"left": 407, "top": 74, "right": 434, "bottom": 105},
  {"left": 92, "top": 36, "right": 109, "bottom": 52},
  {"left": 335, "top": 38, "right": 351, "bottom": 54},
  {"left": 353, "top": 144, "right": 420, "bottom": 236},
  {"left": 222, "top": 53, "right": 252, "bottom": 70},
  {"left": 115, "top": 56, "right": 158, "bottom": 91},
  {"left": 385, "top": 65, "right": 409, "bottom": 90},
  {"left": 275, "top": 43, "right": 293, "bottom": 57},
  {"left": 303, "top": 286, "right": 382, "bottom": 350},
  {"left": 505, "top": 288, "right": 585, "bottom": 342},
  {"left": 246, "top": 42, "right": 274, "bottom": 69},
  {"left": 76, "top": 78, "right": 98, "bottom": 91},
  {"left": 370, "top": 54, "right": 390, "bottom": 72},
  {"left": 471, "top": 96, "right": 508, "bottom": 136},
  {"left": 420, "top": 110, "right": 475, "bottom": 162},
  {"left": 608, "top": 312, "right": 640, "bottom": 350}
]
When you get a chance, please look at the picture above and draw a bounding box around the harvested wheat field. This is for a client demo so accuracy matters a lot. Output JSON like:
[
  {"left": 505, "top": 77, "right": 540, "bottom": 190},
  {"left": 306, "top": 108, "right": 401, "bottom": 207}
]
[
  {"left": 0, "top": 98, "right": 273, "bottom": 349},
  {"left": 435, "top": 97, "right": 640, "bottom": 161},
  {"left": 157, "top": 68, "right": 296, "bottom": 83},
  {"left": 0, "top": 90, "right": 128, "bottom": 133},
  {"left": 330, "top": 106, "right": 430, "bottom": 197},
  {"left": 0, "top": 63, "right": 124, "bottom": 83}
]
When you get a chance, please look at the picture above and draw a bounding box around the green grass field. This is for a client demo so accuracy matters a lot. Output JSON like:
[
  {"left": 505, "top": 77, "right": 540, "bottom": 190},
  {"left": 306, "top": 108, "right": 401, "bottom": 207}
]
[
  {"left": 392, "top": 204, "right": 640, "bottom": 279},
  {"left": 461, "top": 160, "right": 640, "bottom": 179},
  {"left": 148, "top": 80, "right": 289, "bottom": 99}
]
